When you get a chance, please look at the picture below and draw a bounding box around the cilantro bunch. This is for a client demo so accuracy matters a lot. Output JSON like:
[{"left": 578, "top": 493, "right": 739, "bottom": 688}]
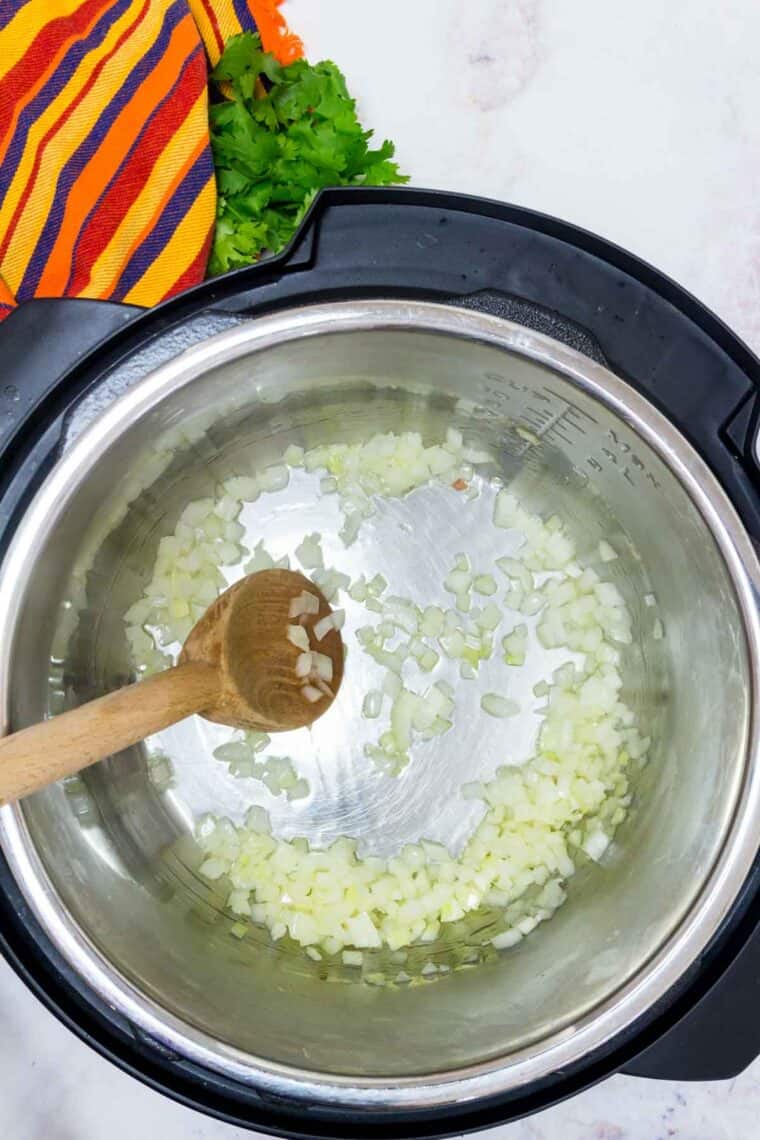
[{"left": 208, "top": 33, "right": 408, "bottom": 274}]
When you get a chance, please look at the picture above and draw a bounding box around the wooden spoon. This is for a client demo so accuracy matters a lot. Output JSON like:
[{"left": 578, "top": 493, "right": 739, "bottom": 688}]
[{"left": 0, "top": 569, "right": 344, "bottom": 805}]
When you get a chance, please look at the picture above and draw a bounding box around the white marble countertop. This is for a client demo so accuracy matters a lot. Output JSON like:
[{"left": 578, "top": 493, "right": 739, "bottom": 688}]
[{"left": 4, "top": 0, "right": 760, "bottom": 1136}]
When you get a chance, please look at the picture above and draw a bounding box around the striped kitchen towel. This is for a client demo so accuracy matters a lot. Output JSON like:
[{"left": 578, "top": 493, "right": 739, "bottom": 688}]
[{"left": 0, "top": 0, "right": 302, "bottom": 320}]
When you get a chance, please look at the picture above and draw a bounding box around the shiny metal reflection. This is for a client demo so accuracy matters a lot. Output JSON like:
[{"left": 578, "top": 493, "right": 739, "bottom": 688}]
[{"left": 0, "top": 302, "right": 758, "bottom": 1112}]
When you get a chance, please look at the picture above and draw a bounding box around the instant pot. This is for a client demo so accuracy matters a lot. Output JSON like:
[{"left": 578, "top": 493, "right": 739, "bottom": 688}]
[{"left": 1, "top": 187, "right": 760, "bottom": 1137}]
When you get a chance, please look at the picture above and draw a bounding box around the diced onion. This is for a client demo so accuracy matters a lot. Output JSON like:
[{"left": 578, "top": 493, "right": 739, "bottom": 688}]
[
  {"left": 391, "top": 689, "right": 419, "bottom": 751},
  {"left": 312, "top": 568, "right": 350, "bottom": 601},
  {"left": 367, "top": 573, "right": 387, "bottom": 596},
  {"left": 444, "top": 569, "right": 473, "bottom": 594},
  {"left": 287, "top": 624, "right": 310, "bottom": 651},
  {"left": 491, "top": 929, "right": 523, "bottom": 950},
  {"left": 295, "top": 533, "right": 324, "bottom": 570},
  {"left": 520, "top": 591, "right": 544, "bottom": 616},
  {"left": 382, "top": 672, "right": 402, "bottom": 699},
  {"left": 440, "top": 631, "right": 465, "bottom": 658},
  {"left": 289, "top": 591, "right": 319, "bottom": 617},
  {"left": 420, "top": 606, "right": 444, "bottom": 637},
  {"left": 313, "top": 614, "right": 335, "bottom": 640},
  {"left": 332, "top": 609, "right": 346, "bottom": 630},
  {"left": 223, "top": 475, "right": 259, "bottom": 501},
  {"left": 259, "top": 464, "right": 289, "bottom": 492},
  {"left": 362, "top": 690, "right": 383, "bottom": 719},
  {"left": 583, "top": 830, "right": 610, "bottom": 862},
  {"left": 480, "top": 693, "right": 519, "bottom": 718},
  {"left": 349, "top": 577, "right": 368, "bottom": 602},
  {"left": 283, "top": 444, "right": 305, "bottom": 466},
  {"left": 477, "top": 602, "right": 502, "bottom": 631},
  {"left": 474, "top": 574, "right": 497, "bottom": 596},
  {"left": 245, "top": 541, "right": 275, "bottom": 573},
  {"left": 311, "top": 652, "right": 333, "bottom": 682},
  {"left": 129, "top": 430, "right": 644, "bottom": 967}
]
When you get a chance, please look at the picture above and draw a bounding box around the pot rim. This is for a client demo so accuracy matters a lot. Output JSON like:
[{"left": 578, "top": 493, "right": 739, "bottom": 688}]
[{"left": 1, "top": 299, "right": 759, "bottom": 1111}]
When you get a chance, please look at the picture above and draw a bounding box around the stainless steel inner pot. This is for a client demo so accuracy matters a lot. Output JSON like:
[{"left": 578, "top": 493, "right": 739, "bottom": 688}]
[{"left": 1, "top": 300, "right": 759, "bottom": 1113}]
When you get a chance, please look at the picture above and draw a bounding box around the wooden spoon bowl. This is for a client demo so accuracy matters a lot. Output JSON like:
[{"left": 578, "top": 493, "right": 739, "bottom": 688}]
[
  {"left": 0, "top": 569, "right": 343, "bottom": 804},
  {"left": 182, "top": 568, "right": 344, "bottom": 731}
]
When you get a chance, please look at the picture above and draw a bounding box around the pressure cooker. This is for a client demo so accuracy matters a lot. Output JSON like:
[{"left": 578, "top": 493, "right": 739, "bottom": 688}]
[{"left": 1, "top": 188, "right": 760, "bottom": 1137}]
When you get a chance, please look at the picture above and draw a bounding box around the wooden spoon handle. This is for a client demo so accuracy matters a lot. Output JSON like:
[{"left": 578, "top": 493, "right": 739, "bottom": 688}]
[{"left": 0, "top": 661, "right": 219, "bottom": 805}]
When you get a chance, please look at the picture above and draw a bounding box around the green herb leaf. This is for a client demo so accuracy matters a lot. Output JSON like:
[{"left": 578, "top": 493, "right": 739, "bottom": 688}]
[{"left": 208, "top": 32, "right": 408, "bottom": 276}]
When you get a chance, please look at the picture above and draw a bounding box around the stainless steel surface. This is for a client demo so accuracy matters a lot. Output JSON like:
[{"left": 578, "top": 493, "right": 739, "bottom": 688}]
[{"left": 0, "top": 301, "right": 759, "bottom": 1111}]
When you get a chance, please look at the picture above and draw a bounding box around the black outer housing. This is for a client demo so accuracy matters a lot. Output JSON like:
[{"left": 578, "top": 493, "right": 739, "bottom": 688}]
[{"left": 1, "top": 187, "right": 760, "bottom": 1135}]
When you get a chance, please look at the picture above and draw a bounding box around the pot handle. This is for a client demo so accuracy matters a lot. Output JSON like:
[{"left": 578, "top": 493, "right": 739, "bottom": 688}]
[
  {"left": 0, "top": 297, "right": 141, "bottom": 456},
  {"left": 621, "top": 907, "right": 760, "bottom": 1081}
]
